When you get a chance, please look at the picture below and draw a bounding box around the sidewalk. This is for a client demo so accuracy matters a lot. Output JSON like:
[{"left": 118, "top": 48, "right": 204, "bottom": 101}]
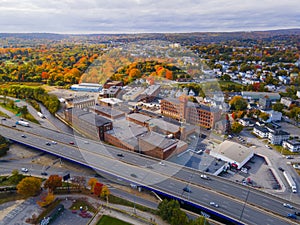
[{"left": 57, "top": 194, "right": 168, "bottom": 225}]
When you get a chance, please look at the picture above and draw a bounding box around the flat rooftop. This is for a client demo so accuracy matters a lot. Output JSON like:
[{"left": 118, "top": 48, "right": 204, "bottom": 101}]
[
  {"left": 147, "top": 118, "right": 180, "bottom": 133},
  {"left": 127, "top": 113, "right": 152, "bottom": 123},
  {"left": 139, "top": 132, "right": 178, "bottom": 150}
]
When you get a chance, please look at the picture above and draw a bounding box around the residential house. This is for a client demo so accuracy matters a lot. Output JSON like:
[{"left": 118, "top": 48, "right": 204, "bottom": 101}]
[
  {"left": 268, "top": 130, "right": 290, "bottom": 145},
  {"left": 283, "top": 140, "right": 300, "bottom": 152},
  {"left": 253, "top": 125, "right": 269, "bottom": 138}
]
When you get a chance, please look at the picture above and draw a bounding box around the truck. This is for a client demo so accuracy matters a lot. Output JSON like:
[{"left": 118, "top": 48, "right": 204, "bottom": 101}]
[
  {"left": 16, "top": 120, "right": 29, "bottom": 127},
  {"left": 37, "top": 112, "right": 46, "bottom": 119},
  {"left": 283, "top": 171, "right": 297, "bottom": 193}
]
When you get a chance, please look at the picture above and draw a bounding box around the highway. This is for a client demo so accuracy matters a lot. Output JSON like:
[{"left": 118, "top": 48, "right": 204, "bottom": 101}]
[{"left": 0, "top": 120, "right": 298, "bottom": 225}]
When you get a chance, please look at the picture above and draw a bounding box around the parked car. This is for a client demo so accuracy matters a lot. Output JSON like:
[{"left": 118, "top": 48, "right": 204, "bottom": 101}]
[
  {"left": 265, "top": 145, "right": 272, "bottom": 149},
  {"left": 278, "top": 167, "right": 284, "bottom": 172},
  {"left": 286, "top": 156, "right": 294, "bottom": 159}
]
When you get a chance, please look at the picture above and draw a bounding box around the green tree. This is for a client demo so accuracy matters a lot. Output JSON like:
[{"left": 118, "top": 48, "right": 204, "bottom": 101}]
[
  {"left": 272, "top": 102, "right": 284, "bottom": 112},
  {"left": 220, "top": 74, "right": 231, "bottom": 81},
  {"left": 17, "top": 177, "right": 41, "bottom": 196},
  {"left": 229, "top": 96, "right": 248, "bottom": 111},
  {"left": 231, "top": 122, "right": 243, "bottom": 134}
]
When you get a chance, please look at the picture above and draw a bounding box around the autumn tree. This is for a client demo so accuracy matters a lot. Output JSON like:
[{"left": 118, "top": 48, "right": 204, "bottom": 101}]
[
  {"left": 44, "top": 175, "right": 62, "bottom": 193},
  {"left": 231, "top": 122, "right": 243, "bottom": 134},
  {"left": 259, "top": 112, "right": 270, "bottom": 121},
  {"left": 101, "top": 185, "right": 110, "bottom": 205},
  {"left": 94, "top": 182, "right": 103, "bottom": 197},
  {"left": 37, "top": 192, "right": 55, "bottom": 207},
  {"left": 272, "top": 102, "right": 284, "bottom": 112},
  {"left": 88, "top": 178, "right": 98, "bottom": 193},
  {"left": 17, "top": 177, "right": 42, "bottom": 196}
]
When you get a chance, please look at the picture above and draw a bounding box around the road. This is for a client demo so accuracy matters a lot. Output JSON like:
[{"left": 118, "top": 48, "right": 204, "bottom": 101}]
[{"left": 0, "top": 121, "right": 298, "bottom": 224}]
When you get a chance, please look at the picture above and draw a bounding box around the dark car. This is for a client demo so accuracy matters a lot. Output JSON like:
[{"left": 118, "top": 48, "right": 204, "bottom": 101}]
[
  {"left": 295, "top": 212, "right": 300, "bottom": 216},
  {"left": 41, "top": 172, "right": 48, "bottom": 176},
  {"left": 45, "top": 142, "right": 51, "bottom": 146},
  {"left": 183, "top": 187, "right": 191, "bottom": 193},
  {"left": 69, "top": 142, "right": 74, "bottom": 145},
  {"left": 278, "top": 167, "right": 284, "bottom": 172},
  {"left": 287, "top": 213, "right": 296, "bottom": 219},
  {"left": 117, "top": 153, "right": 124, "bottom": 157}
]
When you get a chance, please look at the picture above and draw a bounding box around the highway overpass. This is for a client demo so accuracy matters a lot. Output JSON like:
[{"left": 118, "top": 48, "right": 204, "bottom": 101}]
[{"left": 0, "top": 120, "right": 298, "bottom": 225}]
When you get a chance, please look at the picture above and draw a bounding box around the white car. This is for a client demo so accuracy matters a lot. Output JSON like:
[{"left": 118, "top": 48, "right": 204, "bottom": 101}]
[
  {"left": 51, "top": 141, "right": 57, "bottom": 145},
  {"left": 265, "top": 145, "right": 272, "bottom": 149},
  {"left": 21, "top": 168, "right": 28, "bottom": 173},
  {"left": 159, "top": 161, "right": 166, "bottom": 166},
  {"left": 283, "top": 203, "right": 293, "bottom": 209},
  {"left": 210, "top": 202, "right": 219, "bottom": 208}
]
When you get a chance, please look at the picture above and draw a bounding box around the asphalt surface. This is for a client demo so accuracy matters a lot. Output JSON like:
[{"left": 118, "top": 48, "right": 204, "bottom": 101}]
[{"left": 0, "top": 120, "right": 298, "bottom": 225}]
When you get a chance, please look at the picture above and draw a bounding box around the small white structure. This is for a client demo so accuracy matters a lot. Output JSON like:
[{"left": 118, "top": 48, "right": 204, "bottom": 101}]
[
  {"left": 283, "top": 140, "right": 300, "bottom": 152},
  {"left": 210, "top": 141, "right": 254, "bottom": 169}
]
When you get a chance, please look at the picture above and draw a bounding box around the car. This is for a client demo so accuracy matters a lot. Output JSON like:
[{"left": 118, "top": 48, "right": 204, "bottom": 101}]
[
  {"left": 295, "top": 212, "right": 300, "bottom": 216},
  {"left": 287, "top": 213, "right": 297, "bottom": 219},
  {"left": 84, "top": 141, "right": 89, "bottom": 144},
  {"left": 41, "top": 172, "right": 48, "bottom": 176},
  {"left": 265, "top": 145, "right": 272, "bottom": 149},
  {"left": 69, "top": 142, "right": 74, "bottom": 145},
  {"left": 45, "top": 142, "right": 51, "bottom": 146},
  {"left": 117, "top": 153, "right": 124, "bottom": 157},
  {"left": 159, "top": 161, "right": 166, "bottom": 166},
  {"left": 21, "top": 168, "right": 28, "bottom": 173},
  {"left": 283, "top": 203, "right": 294, "bottom": 209},
  {"left": 51, "top": 141, "right": 57, "bottom": 145},
  {"left": 12, "top": 125, "right": 16, "bottom": 127},
  {"left": 278, "top": 167, "right": 284, "bottom": 172},
  {"left": 210, "top": 202, "right": 219, "bottom": 208},
  {"left": 21, "top": 134, "right": 26, "bottom": 138},
  {"left": 200, "top": 174, "right": 210, "bottom": 180},
  {"left": 286, "top": 156, "right": 294, "bottom": 159},
  {"left": 183, "top": 187, "right": 191, "bottom": 193}
]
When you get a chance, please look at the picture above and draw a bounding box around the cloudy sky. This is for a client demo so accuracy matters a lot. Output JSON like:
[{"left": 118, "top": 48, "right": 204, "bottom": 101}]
[{"left": 0, "top": 0, "right": 299, "bottom": 33}]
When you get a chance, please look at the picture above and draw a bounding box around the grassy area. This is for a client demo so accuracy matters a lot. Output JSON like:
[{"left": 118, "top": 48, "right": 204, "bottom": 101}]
[
  {"left": 36, "top": 199, "right": 62, "bottom": 223},
  {"left": 271, "top": 144, "right": 300, "bottom": 155},
  {"left": 97, "top": 215, "right": 132, "bottom": 225},
  {"left": 69, "top": 198, "right": 97, "bottom": 213},
  {"left": 107, "top": 195, "right": 157, "bottom": 214},
  {"left": 0, "top": 102, "right": 39, "bottom": 124},
  {"left": 0, "top": 193, "right": 25, "bottom": 205},
  {"left": 0, "top": 110, "right": 10, "bottom": 118},
  {"left": 0, "top": 174, "right": 25, "bottom": 186}
]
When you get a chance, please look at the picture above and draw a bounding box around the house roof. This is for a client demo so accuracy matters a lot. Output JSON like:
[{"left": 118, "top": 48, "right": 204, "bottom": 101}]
[
  {"left": 212, "top": 141, "right": 254, "bottom": 164},
  {"left": 139, "top": 132, "right": 178, "bottom": 150}
]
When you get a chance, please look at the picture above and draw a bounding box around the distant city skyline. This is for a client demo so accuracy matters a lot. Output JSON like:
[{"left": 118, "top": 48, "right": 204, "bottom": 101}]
[{"left": 0, "top": 0, "right": 299, "bottom": 34}]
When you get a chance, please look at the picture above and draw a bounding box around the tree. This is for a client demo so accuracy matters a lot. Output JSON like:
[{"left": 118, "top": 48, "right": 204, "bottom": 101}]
[
  {"left": 220, "top": 74, "right": 231, "bottom": 81},
  {"left": 44, "top": 175, "right": 62, "bottom": 193},
  {"left": 17, "top": 177, "right": 41, "bottom": 196},
  {"left": 229, "top": 96, "right": 248, "bottom": 111},
  {"left": 94, "top": 182, "right": 103, "bottom": 197},
  {"left": 259, "top": 112, "right": 270, "bottom": 121},
  {"left": 88, "top": 178, "right": 98, "bottom": 193},
  {"left": 190, "top": 216, "right": 210, "bottom": 225},
  {"left": 272, "top": 102, "right": 284, "bottom": 112},
  {"left": 101, "top": 185, "right": 110, "bottom": 205},
  {"left": 231, "top": 122, "right": 243, "bottom": 134},
  {"left": 37, "top": 192, "right": 55, "bottom": 207}
]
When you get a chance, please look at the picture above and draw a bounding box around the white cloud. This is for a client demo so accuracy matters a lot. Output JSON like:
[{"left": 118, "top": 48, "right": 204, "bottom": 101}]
[{"left": 0, "top": 0, "right": 299, "bottom": 33}]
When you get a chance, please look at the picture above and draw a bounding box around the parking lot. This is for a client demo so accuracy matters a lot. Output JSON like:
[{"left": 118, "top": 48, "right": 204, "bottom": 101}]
[{"left": 220, "top": 155, "right": 281, "bottom": 190}]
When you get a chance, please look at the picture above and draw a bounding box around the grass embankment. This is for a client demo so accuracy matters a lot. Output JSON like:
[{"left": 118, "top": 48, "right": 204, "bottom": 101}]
[{"left": 97, "top": 215, "right": 132, "bottom": 225}]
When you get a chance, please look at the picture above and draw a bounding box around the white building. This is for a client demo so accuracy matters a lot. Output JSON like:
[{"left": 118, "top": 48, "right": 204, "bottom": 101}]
[
  {"left": 253, "top": 125, "right": 269, "bottom": 138},
  {"left": 297, "top": 91, "right": 300, "bottom": 99},
  {"left": 268, "top": 130, "right": 290, "bottom": 145},
  {"left": 210, "top": 141, "right": 254, "bottom": 169},
  {"left": 262, "top": 110, "right": 282, "bottom": 123},
  {"left": 283, "top": 140, "right": 300, "bottom": 152}
]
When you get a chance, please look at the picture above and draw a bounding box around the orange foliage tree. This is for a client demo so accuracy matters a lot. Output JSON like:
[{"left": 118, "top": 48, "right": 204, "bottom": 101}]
[{"left": 44, "top": 175, "right": 62, "bottom": 193}]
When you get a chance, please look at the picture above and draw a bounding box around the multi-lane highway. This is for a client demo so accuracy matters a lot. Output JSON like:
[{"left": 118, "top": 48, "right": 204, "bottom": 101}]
[{"left": 0, "top": 120, "right": 299, "bottom": 225}]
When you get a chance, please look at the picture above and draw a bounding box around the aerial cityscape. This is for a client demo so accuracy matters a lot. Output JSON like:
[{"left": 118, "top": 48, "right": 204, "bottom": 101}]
[{"left": 0, "top": 1, "right": 300, "bottom": 225}]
